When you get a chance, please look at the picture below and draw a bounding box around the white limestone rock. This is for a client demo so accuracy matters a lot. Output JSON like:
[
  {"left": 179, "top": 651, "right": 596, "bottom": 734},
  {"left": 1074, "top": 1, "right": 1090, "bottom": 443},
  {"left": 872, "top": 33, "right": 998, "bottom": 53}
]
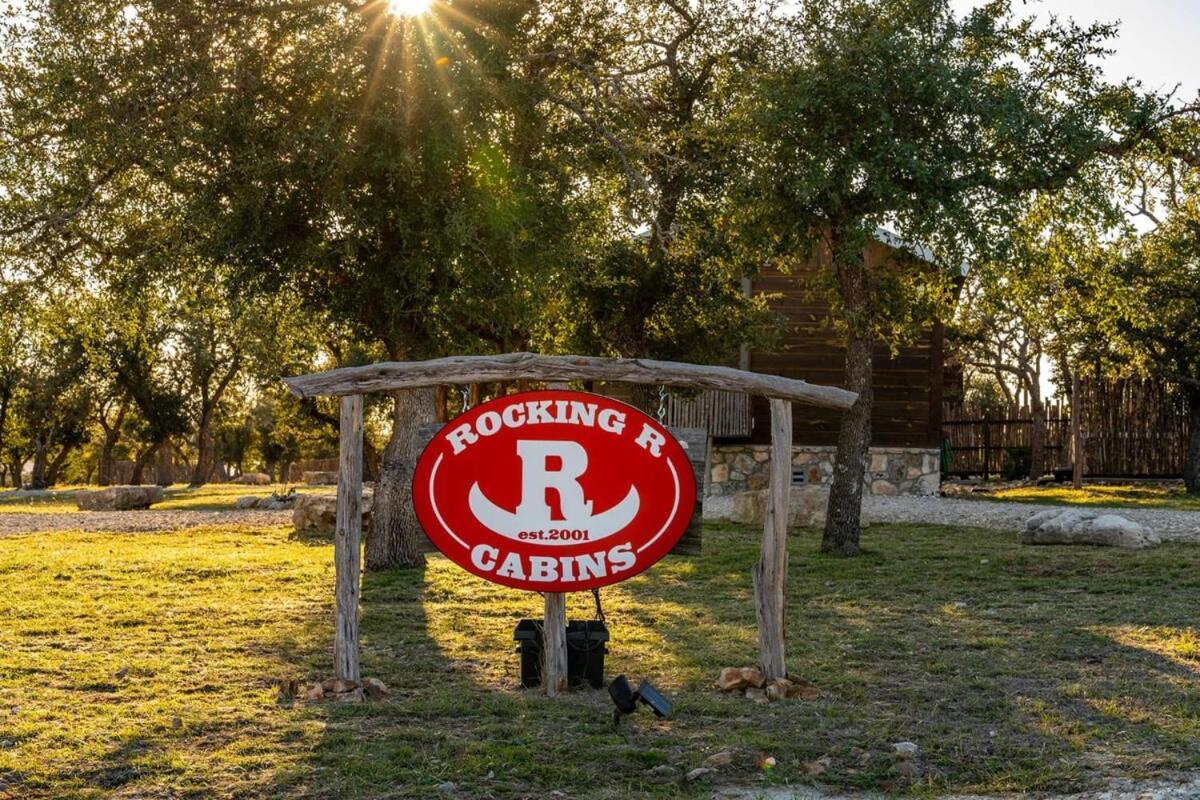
[
  {"left": 293, "top": 492, "right": 373, "bottom": 535},
  {"left": 75, "top": 486, "right": 164, "bottom": 511},
  {"left": 1022, "top": 508, "right": 1160, "bottom": 549},
  {"left": 729, "top": 485, "right": 828, "bottom": 528},
  {"left": 230, "top": 472, "right": 271, "bottom": 486}
]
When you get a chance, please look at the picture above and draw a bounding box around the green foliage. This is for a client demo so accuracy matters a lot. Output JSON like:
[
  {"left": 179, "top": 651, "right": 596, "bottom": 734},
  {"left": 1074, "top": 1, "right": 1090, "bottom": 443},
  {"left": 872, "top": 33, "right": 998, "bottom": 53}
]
[
  {"left": 741, "top": 0, "right": 1150, "bottom": 332},
  {"left": 167, "top": 1, "right": 571, "bottom": 358},
  {"left": 533, "top": 0, "right": 779, "bottom": 361},
  {"left": 0, "top": 290, "right": 95, "bottom": 487},
  {"left": 1107, "top": 140, "right": 1200, "bottom": 392}
]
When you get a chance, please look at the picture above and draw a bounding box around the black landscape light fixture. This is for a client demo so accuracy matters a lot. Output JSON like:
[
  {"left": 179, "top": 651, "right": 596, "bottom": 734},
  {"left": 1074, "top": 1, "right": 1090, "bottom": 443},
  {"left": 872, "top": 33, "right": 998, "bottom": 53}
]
[{"left": 608, "top": 674, "right": 672, "bottom": 726}]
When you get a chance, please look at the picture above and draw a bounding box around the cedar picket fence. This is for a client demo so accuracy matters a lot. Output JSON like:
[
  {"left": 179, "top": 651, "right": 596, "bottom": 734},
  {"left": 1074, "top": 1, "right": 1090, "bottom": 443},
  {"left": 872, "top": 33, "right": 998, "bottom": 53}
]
[{"left": 943, "top": 379, "right": 1190, "bottom": 479}]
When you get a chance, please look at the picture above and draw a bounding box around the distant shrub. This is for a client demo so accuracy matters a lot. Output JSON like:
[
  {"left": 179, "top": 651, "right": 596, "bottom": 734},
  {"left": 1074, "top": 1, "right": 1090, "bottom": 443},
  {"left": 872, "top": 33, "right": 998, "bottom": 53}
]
[{"left": 1002, "top": 446, "right": 1033, "bottom": 480}]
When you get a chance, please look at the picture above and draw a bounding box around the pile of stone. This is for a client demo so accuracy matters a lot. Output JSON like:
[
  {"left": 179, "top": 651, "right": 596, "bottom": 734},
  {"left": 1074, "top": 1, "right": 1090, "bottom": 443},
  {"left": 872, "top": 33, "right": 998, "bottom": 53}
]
[
  {"left": 715, "top": 666, "right": 820, "bottom": 702},
  {"left": 235, "top": 492, "right": 302, "bottom": 511},
  {"left": 729, "top": 485, "right": 829, "bottom": 528},
  {"left": 1023, "top": 509, "right": 1161, "bottom": 549},
  {"left": 304, "top": 676, "right": 389, "bottom": 703},
  {"left": 230, "top": 472, "right": 272, "bottom": 486},
  {"left": 75, "top": 486, "right": 164, "bottom": 511},
  {"left": 293, "top": 492, "right": 373, "bottom": 535}
]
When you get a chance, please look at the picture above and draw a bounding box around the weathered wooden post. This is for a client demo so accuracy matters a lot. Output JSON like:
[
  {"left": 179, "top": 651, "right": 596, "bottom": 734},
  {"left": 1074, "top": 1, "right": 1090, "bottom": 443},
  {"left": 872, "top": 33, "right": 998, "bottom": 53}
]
[
  {"left": 543, "top": 381, "right": 570, "bottom": 697},
  {"left": 542, "top": 592, "right": 568, "bottom": 696},
  {"left": 334, "top": 395, "right": 364, "bottom": 682},
  {"left": 982, "top": 412, "right": 992, "bottom": 479},
  {"left": 754, "top": 398, "right": 792, "bottom": 681}
]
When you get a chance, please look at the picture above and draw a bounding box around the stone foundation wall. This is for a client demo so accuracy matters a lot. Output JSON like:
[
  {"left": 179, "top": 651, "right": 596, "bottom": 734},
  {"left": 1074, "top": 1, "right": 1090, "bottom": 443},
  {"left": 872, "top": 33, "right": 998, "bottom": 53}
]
[{"left": 705, "top": 444, "right": 939, "bottom": 520}]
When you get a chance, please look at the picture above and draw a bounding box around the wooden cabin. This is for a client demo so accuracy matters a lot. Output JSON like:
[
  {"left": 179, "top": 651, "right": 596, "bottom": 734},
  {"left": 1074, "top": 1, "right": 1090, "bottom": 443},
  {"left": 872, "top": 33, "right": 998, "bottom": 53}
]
[
  {"left": 667, "top": 230, "right": 956, "bottom": 505},
  {"left": 748, "top": 230, "right": 947, "bottom": 449}
]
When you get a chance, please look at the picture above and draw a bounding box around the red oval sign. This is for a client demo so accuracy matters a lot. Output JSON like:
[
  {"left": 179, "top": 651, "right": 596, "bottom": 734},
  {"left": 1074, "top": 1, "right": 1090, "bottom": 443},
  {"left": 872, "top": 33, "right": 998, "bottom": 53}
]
[{"left": 412, "top": 390, "right": 696, "bottom": 592}]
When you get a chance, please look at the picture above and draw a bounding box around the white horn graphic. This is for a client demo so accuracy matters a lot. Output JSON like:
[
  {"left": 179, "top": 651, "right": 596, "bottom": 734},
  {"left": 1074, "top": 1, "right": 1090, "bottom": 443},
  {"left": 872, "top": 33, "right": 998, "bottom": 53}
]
[{"left": 468, "top": 483, "right": 640, "bottom": 543}]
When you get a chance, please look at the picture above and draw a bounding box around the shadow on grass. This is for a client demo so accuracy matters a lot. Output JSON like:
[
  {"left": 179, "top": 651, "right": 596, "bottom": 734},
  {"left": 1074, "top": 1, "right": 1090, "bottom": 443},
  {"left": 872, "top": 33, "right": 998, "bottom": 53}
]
[
  {"left": 279, "top": 557, "right": 721, "bottom": 799},
  {"left": 287, "top": 528, "right": 335, "bottom": 546}
]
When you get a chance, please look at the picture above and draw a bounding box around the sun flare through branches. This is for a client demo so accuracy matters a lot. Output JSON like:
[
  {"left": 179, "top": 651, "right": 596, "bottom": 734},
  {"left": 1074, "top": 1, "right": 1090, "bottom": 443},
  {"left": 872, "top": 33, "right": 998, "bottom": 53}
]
[{"left": 387, "top": 0, "right": 433, "bottom": 16}]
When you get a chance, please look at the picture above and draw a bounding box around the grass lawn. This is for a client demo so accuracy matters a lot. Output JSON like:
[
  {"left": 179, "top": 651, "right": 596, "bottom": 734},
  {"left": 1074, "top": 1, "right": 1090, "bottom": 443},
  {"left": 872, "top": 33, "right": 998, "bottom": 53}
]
[
  {"left": 0, "top": 484, "right": 331, "bottom": 514},
  {"left": 0, "top": 523, "right": 1197, "bottom": 798},
  {"left": 980, "top": 483, "right": 1200, "bottom": 513}
]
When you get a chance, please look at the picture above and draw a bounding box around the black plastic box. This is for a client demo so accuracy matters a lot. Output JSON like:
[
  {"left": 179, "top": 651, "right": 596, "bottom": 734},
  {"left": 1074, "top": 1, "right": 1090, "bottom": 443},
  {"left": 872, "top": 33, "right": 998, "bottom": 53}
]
[
  {"left": 513, "top": 619, "right": 609, "bottom": 689},
  {"left": 513, "top": 619, "right": 543, "bottom": 688},
  {"left": 566, "top": 620, "right": 609, "bottom": 689}
]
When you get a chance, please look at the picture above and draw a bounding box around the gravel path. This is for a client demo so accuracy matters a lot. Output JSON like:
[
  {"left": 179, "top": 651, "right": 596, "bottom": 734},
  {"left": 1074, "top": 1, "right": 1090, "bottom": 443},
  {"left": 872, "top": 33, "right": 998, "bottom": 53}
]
[
  {"left": 1, "top": 496, "right": 1197, "bottom": 542},
  {"left": 0, "top": 508, "right": 292, "bottom": 536},
  {"left": 863, "top": 495, "right": 1200, "bottom": 542},
  {"left": 717, "top": 773, "right": 1200, "bottom": 799}
]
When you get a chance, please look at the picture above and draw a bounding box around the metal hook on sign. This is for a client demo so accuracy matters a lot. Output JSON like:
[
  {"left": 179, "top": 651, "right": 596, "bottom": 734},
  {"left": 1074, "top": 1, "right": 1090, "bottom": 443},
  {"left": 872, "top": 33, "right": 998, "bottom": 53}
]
[
  {"left": 460, "top": 386, "right": 471, "bottom": 412},
  {"left": 656, "top": 385, "right": 667, "bottom": 424}
]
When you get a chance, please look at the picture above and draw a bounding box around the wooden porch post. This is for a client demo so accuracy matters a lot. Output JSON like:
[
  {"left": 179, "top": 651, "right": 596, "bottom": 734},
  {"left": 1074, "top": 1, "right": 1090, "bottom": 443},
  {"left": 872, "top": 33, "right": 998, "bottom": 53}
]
[
  {"left": 334, "top": 395, "right": 364, "bottom": 682},
  {"left": 754, "top": 399, "right": 792, "bottom": 681}
]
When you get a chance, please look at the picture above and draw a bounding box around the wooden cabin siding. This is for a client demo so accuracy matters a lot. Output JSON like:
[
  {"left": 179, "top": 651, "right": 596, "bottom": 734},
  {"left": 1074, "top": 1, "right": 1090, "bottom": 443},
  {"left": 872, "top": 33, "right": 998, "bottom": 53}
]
[
  {"left": 664, "top": 390, "right": 752, "bottom": 438},
  {"left": 745, "top": 239, "right": 943, "bottom": 449}
]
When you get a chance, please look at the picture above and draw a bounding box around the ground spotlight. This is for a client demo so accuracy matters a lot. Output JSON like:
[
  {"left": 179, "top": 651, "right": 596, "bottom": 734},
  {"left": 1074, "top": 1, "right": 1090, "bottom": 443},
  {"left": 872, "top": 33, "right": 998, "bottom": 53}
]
[{"left": 608, "top": 674, "right": 672, "bottom": 726}]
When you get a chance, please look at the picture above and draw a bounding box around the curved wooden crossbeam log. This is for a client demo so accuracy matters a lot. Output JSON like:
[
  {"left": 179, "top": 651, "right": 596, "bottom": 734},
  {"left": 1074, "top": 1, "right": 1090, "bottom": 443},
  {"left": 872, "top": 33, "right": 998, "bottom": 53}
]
[{"left": 284, "top": 352, "right": 857, "bottom": 409}]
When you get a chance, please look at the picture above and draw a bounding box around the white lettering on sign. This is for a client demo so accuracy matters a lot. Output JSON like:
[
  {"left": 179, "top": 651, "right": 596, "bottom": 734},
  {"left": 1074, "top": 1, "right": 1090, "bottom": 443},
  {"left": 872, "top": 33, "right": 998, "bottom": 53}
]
[
  {"left": 515, "top": 440, "right": 591, "bottom": 522},
  {"left": 444, "top": 400, "right": 627, "bottom": 455},
  {"left": 634, "top": 422, "right": 666, "bottom": 457},
  {"left": 467, "top": 542, "right": 638, "bottom": 584}
]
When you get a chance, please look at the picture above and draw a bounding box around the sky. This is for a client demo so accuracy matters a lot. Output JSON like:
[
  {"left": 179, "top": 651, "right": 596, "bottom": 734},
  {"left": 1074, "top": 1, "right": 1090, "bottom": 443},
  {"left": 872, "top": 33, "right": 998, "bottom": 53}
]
[{"left": 951, "top": 0, "right": 1200, "bottom": 98}]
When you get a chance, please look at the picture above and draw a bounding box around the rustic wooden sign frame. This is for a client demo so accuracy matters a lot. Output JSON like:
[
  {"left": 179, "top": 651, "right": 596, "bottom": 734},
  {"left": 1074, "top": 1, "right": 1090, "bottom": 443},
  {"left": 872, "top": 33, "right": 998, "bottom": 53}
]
[{"left": 285, "top": 352, "right": 856, "bottom": 696}]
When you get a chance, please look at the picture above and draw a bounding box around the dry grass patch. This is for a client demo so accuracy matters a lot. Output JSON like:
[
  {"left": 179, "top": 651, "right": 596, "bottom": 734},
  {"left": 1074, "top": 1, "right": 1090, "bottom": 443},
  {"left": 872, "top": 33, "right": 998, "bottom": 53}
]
[{"left": 984, "top": 483, "right": 1200, "bottom": 512}]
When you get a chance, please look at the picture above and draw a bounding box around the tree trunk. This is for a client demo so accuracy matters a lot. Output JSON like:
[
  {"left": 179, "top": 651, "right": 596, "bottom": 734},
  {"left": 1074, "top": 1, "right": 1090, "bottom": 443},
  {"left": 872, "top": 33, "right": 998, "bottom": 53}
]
[
  {"left": 7, "top": 458, "right": 22, "bottom": 488},
  {"left": 45, "top": 445, "right": 74, "bottom": 487},
  {"left": 190, "top": 419, "right": 214, "bottom": 487},
  {"left": 98, "top": 421, "right": 124, "bottom": 487},
  {"left": 363, "top": 439, "right": 380, "bottom": 482},
  {"left": 96, "top": 401, "right": 127, "bottom": 487},
  {"left": 366, "top": 387, "right": 437, "bottom": 571},
  {"left": 157, "top": 444, "right": 175, "bottom": 486},
  {"left": 822, "top": 246, "right": 873, "bottom": 557},
  {"left": 29, "top": 439, "right": 49, "bottom": 490},
  {"left": 131, "top": 442, "right": 161, "bottom": 486},
  {"left": 1028, "top": 390, "right": 1045, "bottom": 482},
  {"left": 98, "top": 437, "right": 118, "bottom": 486},
  {"left": 1185, "top": 389, "right": 1200, "bottom": 495}
]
